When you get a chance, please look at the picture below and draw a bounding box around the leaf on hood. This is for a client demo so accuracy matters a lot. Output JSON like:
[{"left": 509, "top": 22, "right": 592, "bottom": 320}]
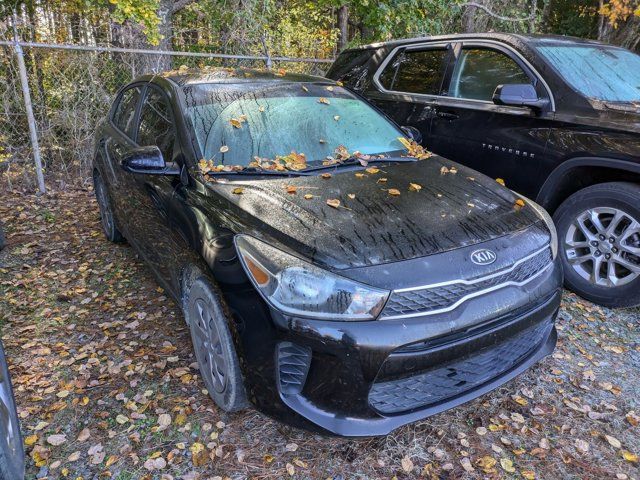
[
  {"left": 320, "top": 173, "right": 332, "bottom": 179},
  {"left": 326, "top": 199, "right": 340, "bottom": 209},
  {"left": 397, "top": 136, "right": 433, "bottom": 160},
  {"left": 496, "top": 177, "right": 506, "bottom": 185},
  {"left": 387, "top": 188, "right": 401, "bottom": 196},
  {"left": 232, "top": 187, "right": 244, "bottom": 195},
  {"left": 318, "top": 97, "right": 330, "bottom": 105},
  {"left": 377, "top": 177, "right": 387, "bottom": 183},
  {"left": 409, "top": 183, "right": 422, "bottom": 192},
  {"left": 326, "top": 86, "right": 334, "bottom": 91},
  {"left": 365, "top": 167, "right": 380, "bottom": 174},
  {"left": 304, "top": 194, "right": 314, "bottom": 200},
  {"left": 354, "top": 172, "right": 365, "bottom": 178},
  {"left": 301, "top": 85, "right": 309, "bottom": 92},
  {"left": 230, "top": 118, "right": 242, "bottom": 129},
  {"left": 347, "top": 193, "right": 355, "bottom": 199},
  {"left": 514, "top": 198, "right": 526, "bottom": 209},
  {"left": 285, "top": 185, "right": 297, "bottom": 194}
]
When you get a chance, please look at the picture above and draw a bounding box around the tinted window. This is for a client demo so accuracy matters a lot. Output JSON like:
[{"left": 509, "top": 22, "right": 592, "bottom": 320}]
[
  {"left": 536, "top": 44, "right": 640, "bottom": 102},
  {"left": 379, "top": 49, "right": 448, "bottom": 95},
  {"left": 113, "top": 86, "right": 141, "bottom": 137},
  {"left": 450, "top": 48, "right": 531, "bottom": 101},
  {"left": 185, "top": 83, "right": 404, "bottom": 166},
  {"left": 137, "top": 88, "right": 175, "bottom": 162}
]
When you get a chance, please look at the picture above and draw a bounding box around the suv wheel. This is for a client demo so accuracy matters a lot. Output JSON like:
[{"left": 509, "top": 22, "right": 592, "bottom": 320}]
[
  {"left": 0, "top": 342, "right": 25, "bottom": 480},
  {"left": 184, "top": 276, "right": 248, "bottom": 412},
  {"left": 554, "top": 182, "right": 640, "bottom": 308},
  {"left": 94, "top": 171, "right": 124, "bottom": 243}
]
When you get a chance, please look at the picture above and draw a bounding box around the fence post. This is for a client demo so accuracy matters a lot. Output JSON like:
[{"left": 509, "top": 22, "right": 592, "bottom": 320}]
[{"left": 12, "top": 14, "right": 46, "bottom": 194}]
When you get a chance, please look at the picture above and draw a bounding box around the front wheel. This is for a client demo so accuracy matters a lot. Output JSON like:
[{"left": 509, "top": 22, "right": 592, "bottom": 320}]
[
  {"left": 184, "top": 276, "right": 248, "bottom": 412},
  {"left": 554, "top": 182, "right": 640, "bottom": 308},
  {"left": 93, "top": 170, "right": 124, "bottom": 243}
]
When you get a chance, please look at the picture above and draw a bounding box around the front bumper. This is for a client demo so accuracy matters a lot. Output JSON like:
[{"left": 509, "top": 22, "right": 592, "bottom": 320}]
[{"left": 232, "top": 254, "right": 562, "bottom": 437}]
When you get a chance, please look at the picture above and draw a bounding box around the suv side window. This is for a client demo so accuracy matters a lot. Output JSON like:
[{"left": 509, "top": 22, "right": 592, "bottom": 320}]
[
  {"left": 379, "top": 48, "right": 449, "bottom": 95},
  {"left": 137, "top": 88, "right": 176, "bottom": 162},
  {"left": 112, "top": 86, "right": 142, "bottom": 138},
  {"left": 450, "top": 48, "right": 531, "bottom": 101}
]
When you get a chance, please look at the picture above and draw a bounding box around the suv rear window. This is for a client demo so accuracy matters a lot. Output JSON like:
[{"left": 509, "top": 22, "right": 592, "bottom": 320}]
[
  {"left": 379, "top": 49, "right": 448, "bottom": 95},
  {"left": 112, "top": 86, "right": 141, "bottom": 137}
]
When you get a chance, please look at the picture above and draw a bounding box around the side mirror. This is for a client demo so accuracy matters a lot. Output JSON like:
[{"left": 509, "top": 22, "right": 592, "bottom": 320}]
[
  {"left": 492, "top": 84, "right": 549, "bottom": 111},
  {"left": 401, "top": 125, "right": 423, "bottom": 144},
  {"left": 121, "top": 146, "right": 180, "bottom": 175}
]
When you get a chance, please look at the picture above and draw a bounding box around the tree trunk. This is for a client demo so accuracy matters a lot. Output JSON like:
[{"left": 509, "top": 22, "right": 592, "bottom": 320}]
[
  {"left": 462, "top": 1, "right": 479, "bottom": 32},
  {"left": 337, "top": 5, "right": 349, "bottom": 52},
  {"left": 155, "top": 0, "right": 174, "bottom": 72},
  {"left": 540, "top": 0, "right": 552, "bottom": 33},
  {"left": 528, "top": 0, "right": 537, "bottom": 33}
]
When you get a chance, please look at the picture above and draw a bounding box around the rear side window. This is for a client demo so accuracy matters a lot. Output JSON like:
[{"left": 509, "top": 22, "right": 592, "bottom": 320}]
[
  {"left": 450, "top": 48, "right": 531, "bottom": 101},
  {"left": 112, "top": 86, "right": 141, "bottom": 137},
  {"left": 137, "top": 88, "right": 176, "bottom": 162},
  {"left": 379, "top": 49, "right": 448, "bottom": 95}
]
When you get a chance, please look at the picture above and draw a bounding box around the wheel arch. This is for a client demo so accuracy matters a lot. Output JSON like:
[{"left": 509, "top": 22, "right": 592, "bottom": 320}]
[{"left": 537, "top": 157, "right": 640, "bottom": 213}]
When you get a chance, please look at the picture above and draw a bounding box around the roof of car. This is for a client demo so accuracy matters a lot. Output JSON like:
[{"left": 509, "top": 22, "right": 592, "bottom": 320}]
[
  {"left": 139, "top": 67, "right": 333, "bottom": 87},
  {"left": 347, "top": 32, "right": 605, "bottom": 52}
]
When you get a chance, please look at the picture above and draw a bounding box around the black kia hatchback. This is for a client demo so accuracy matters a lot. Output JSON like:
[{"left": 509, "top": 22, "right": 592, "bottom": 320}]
[
  {"left": 327, "top": 33, "right": 640, "bottom": 308},
  {"left": 93, "top": 67, "right": 562, "bottom": 436}
]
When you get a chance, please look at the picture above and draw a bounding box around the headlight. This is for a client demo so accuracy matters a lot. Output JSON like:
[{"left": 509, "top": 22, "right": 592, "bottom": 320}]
[
  {"left": 517, "top": 194, "right": 558, "bottom": 260},
  {"left": 235, "top": 235, "right": 390, "bottom": 321}
]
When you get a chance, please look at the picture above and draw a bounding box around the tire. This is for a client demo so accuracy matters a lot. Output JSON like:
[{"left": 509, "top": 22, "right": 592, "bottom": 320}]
[
  {"left": 184, "top": 276, "right": 248, "bottom": 412},
  {"left": 553, "top": 182, "right": 640, "bottom": 308},
  {"left": 0, "top": 341, "right": 25, "bottom": 480},
  {"left": 93, "top": 170, "right": 125, "bottom": 243}
]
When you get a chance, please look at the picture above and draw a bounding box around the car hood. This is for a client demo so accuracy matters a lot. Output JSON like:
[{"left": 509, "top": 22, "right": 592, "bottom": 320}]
[{"left": 202, "top": 157, "right": 544, "bottom": 271}]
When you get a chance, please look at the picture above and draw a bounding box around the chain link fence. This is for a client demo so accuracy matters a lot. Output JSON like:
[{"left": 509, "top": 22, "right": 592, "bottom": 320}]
[{"left": 0, "top": 41, "right": 332, "bottom": 192}]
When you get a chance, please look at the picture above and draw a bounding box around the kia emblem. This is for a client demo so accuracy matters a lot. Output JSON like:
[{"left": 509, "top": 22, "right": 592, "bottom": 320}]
[{"left": 470, "top": 248, "right": 497, "bottom": 266}]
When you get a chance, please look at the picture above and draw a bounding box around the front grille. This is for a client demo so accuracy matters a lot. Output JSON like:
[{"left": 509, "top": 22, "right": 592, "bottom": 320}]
[
  {"left": 276, "top": 342, "right": 312, "bottom": 395},
  {"left": 380, "top": 247, "right": 552, "bottom": 319},
  {"left": 368, "top": 320, "right": 552, "bottom": 414}
]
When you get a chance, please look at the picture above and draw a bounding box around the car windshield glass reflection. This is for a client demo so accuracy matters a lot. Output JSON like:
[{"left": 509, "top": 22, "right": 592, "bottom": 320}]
[
  {"left": 183, "top": 83, "right": 405, "bottom": 170},
  {"left": 535, "top": 43, "right": 640, "bottom": 103}
]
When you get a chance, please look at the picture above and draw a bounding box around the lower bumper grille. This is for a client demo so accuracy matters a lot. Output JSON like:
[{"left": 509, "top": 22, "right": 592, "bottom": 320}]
[
  {"left": 276, "top": 342, "right": 312, "bottom": 395},
  {"left": 368, "top": 320, "right": 553, "bottom": 414}
]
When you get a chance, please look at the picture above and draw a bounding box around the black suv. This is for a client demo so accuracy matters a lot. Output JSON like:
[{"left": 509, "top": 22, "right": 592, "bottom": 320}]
[{"left": 327, "top": 33, "right": 640, "bottom": 308}]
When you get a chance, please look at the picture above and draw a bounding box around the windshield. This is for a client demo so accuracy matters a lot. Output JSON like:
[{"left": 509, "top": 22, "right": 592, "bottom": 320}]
[
  {"left": 535, "top": 43, "right": 640, "bottom": 103},
  {"left": 183, "top": 82, "right": 405, "bottom": 168}
]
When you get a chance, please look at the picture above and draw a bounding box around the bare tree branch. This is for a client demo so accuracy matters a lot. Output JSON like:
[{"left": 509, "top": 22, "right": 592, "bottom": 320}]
[{"left": 460, "top": 2, "right": 535, "bottom": 22}]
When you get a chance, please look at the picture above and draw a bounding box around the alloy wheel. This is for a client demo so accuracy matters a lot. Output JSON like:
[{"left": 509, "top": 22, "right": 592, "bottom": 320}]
[
  {"left": 190, "top": 298, "right": 227, "bottom": 394},
  {"left": 564, "top": 207, "right": 640, "bottom": 287},
  {"left": 0, "top": 364, "right": 22, "bottom": 475}
]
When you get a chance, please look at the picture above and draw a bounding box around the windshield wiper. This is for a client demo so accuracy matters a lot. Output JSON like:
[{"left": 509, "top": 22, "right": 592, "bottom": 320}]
[
  {"left": 301, "top": 155, "right": 417, "bottom": 173},
  {"left": 204, "top": 167, "right": 309, "bottom": 177}
]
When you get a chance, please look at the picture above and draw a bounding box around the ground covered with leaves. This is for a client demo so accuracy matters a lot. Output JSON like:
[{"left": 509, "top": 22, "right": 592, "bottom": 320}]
[{"left": 0, "top": 186, "right": 639, "bottom": 480}]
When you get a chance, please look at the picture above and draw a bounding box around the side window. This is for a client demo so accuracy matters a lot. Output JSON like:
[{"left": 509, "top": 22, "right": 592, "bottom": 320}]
[
  {"left": 450, "top": 48, "right": 532, "bottom": 101},
  {"left": 137, "top": 88, "right": 176, "bottom": 162},
  {"left": 112, "top": 86, "right": 141, "bottom": 138},
  {"left": 379, "top": 48, "right": 449, "bottom": 95}
]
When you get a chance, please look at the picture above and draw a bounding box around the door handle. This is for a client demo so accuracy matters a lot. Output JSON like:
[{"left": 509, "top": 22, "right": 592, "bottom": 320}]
[{"left": 436, "top": 111, "right": 459, "bottom": 120}]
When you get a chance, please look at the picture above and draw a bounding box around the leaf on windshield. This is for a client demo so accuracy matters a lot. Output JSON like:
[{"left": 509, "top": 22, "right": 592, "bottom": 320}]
[
  {"left": 302, "top": 85, "right": 309, "bottom": 92},
  {"left": 387, "top": 188, "right": 401, "bottom": 196},
  {"left": 258, "top": 105, "right": 265, "bottom": 112},
  {"left": 326, "top": 198, "right": 341, "bottom": 208},
  {"left": 219, "top": 146, "right": 229, "bottom": 153},
  {"left": 333, "top": 115, "right": 340, "bottom": 121},
  {"left": 334, "top": 145, "right": 350, "bottom": 161},
  {"left": 279, "top": 151, "right": 307, "bottom": 170},
  {"left": 230, "top": 118, "right": 242, "bottom": 129},
  {"left": 326, "top": 86, "right": 334, "bottom": 91},
  {"left": 238, "top": 114, "right": 247, "bottom": 123},
  {"left": 397, "top": 137, "right": 433, "bottom": 160},
  {"left": 318, "top": 97, "right": 330, "bottom": 105},
  {"left": 336, "top": 81, "right": 344, "bottom": 86},
  {"left": 319, "top": 138, "right": 326, "bottom": 144},
  {"left": 321, "top": 173, "right": 332, "bottom": 179},
  {"left": 409, "top": 183, "right": 422, "bottom": 192},
  {"left": 232, "top": 187, "right": 244, "bottom": 194}
]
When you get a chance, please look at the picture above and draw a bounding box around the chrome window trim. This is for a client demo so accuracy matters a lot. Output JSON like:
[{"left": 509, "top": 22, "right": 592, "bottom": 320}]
[
  {"left": 380, "top": 245, "right": 553, "bottom": 320},
  {"left": 372, "top": 38, "right": 556, "bottom": 112}
]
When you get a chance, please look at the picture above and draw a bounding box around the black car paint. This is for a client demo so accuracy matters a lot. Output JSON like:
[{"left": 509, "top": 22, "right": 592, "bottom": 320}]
[
  {"left": 94, "top": 69, "right": 561, "bottom": 435},
  {"left": 325, "top": 33, "right": 640, "bottom": 212}
]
